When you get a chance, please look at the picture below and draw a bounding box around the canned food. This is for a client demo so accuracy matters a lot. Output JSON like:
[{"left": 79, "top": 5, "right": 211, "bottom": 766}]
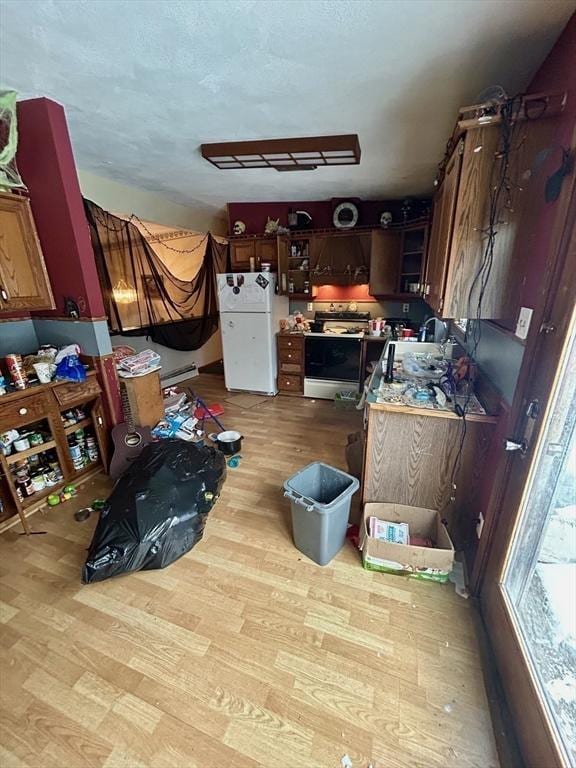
[
  {"left": 69, "top": 443, "right": 82, "bottom": 461},
  {"left": 4, "top": 354, "right": 28, "bottom": 389},
  {"left": 31, "top": 474, "right": 46, "bottom": 493}
]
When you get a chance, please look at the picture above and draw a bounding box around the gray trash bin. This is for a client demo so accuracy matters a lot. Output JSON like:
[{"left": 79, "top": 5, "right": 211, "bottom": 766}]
[{"left": 284, "top": 462, "right": 360, "bottom": 566}]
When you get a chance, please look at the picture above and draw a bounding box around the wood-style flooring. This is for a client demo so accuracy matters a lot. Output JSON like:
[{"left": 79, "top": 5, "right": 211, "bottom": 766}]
[{"left": 0, "top": 374, "right": 499, "bottom": 768}]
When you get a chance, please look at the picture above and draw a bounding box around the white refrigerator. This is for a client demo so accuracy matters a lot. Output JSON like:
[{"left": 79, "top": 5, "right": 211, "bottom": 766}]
[{"left": 217, "top": 273, "right": 288, "bottom": 395}]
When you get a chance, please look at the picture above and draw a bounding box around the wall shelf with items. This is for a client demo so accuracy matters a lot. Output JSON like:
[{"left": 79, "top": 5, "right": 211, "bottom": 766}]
[{"left": 398, "top": 224, "right": 428, "bottom": 296}]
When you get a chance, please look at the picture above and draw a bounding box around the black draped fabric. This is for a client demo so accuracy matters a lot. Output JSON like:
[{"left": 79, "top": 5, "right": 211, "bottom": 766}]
[{"left": 83, "top": 198, "right": 228, "bottom": 351}]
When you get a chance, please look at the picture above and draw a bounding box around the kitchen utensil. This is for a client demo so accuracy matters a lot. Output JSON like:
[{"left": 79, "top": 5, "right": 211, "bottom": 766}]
[
  {"left": 384, "top": 343, "right": 395, "bottom": 383},
  {"left": 216, "top": 430, "right": 243, "bottom": 456}
]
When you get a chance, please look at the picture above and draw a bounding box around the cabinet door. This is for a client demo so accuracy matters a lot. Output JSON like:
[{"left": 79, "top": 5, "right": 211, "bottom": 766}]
[
  {"left": 443, "top": 125, "right": 518, "bottom": 319},
  {"left": 230, "top": 240, "right": 255, "bottom": 271},
  {"left": 424, "top": 140, "right": 463, "bottom": 315},
  {"left": 0, "top": 192, "right": 55, "bottom": 312},
  {"left": 277, "top": 237, "right": 290, "bottom": 295},
  {"left": 369, "top": 230, "right": 402, "bottom": 295},
  {"left": 254, "top": 238, "right": 278, "bottom": 270}
]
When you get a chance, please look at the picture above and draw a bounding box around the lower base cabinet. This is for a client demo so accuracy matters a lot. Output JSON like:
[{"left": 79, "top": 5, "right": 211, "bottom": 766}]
[{"left": 0, "top": 372, "right": 108, "bottom": 534}]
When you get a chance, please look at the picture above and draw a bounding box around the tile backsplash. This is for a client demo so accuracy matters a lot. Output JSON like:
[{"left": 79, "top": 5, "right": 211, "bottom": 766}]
[{"left": 289, "top": 297, "right": 431, "bottom": 325}]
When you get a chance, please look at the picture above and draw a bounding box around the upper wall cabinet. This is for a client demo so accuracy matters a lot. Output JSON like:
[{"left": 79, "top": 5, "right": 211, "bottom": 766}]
[
  {"left": 425, "top": 125, "right": 522, "bottom": 320},
  {"left": 229, "top": 237, "right": 279, "bottom": 272},
  {"left": 0, "top": 192, "right": 55, "bottom": 312},
  {"left": 369, "top": 230, "right": 402, "bottom": 295}
]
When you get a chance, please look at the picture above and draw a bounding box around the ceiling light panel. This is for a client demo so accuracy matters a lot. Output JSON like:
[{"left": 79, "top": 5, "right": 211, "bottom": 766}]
[{"left": 201, "top": 135, "right": 360, "bottom": 170}]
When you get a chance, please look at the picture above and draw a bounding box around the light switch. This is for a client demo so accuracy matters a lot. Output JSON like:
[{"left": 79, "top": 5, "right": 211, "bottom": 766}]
[
  {"left": 402, "top": 303, "right": 410, "bottom": 313},
  {"left": 307, "top": 302, "right": 313, "bottom": 312},
  {"left": 516, "top": 306, "right": 533, "bottom": 340}
]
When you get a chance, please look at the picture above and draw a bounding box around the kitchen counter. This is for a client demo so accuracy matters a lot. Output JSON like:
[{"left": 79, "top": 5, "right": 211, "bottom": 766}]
[{"left": 365, "top": 338, "right": 496, "bottom": 423}]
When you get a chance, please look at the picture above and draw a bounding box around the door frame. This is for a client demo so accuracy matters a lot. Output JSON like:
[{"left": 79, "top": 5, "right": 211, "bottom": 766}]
[{"left": 479, "top": 169, "right": 576, "bottom": 767}]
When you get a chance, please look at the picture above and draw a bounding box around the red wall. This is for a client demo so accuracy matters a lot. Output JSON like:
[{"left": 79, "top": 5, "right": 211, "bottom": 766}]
[
  {"left": 228, "top": 199, "right": 418, "bottom": 235},
  {"left": 17, "top": 98, "right": 105, "bottom": 318}
]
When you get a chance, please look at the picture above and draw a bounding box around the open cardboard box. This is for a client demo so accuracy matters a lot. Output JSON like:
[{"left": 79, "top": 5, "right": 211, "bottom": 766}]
[{"left": 360, "top": 502, "right": 454, "bottom": 583}]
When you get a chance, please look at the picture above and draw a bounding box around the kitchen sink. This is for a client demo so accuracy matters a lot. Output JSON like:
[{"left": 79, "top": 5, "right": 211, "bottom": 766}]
[{"left": 390, "top": 341, "right": 455, "bottom": 359}]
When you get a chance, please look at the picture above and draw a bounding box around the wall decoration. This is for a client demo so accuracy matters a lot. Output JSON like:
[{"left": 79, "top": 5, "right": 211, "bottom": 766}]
[
  {"left": 264, "top": 217, "right": 280, "bottom": 234},
  {"left": 333, "top": 202, "right": 359, "bottom": 229},
  {"left": 380, "top": 211, "right": 393, "bottom": 228},
  {"left": 233, "top": 220, "right": 246, "bottom": 235}
]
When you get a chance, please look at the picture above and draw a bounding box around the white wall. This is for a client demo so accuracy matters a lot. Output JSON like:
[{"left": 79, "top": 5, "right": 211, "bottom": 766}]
[
  {"left": 79, "top": 170, "right": 226, "bottom": 373},
  {"left": 78, "top": 169, "right": 227, "bottom": 234}
]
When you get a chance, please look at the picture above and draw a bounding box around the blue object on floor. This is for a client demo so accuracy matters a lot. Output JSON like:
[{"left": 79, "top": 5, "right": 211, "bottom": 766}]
[{"left": 227, "top": 455, "right": 242, "bottom": 468}]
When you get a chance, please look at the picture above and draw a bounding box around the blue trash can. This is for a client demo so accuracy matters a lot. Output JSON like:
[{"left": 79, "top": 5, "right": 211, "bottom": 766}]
[{"left": 284, "top": 462, "right": 359, "bottom": 566}]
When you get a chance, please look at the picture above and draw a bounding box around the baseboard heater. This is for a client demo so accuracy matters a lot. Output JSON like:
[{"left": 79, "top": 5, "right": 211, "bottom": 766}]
[{"left": 160, "top": 363, "right": 198, "bottom": 388}]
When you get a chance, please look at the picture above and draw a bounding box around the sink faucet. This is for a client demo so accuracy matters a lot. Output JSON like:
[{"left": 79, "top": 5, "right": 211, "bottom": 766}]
[{"left": 419, "top": 316, "right": 447, "bottom": 342}]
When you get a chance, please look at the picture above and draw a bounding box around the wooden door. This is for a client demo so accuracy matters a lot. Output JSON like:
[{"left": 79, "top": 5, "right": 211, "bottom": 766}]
[
  {"left": 424, "top": 140, "right": 463, "bottom": 315},
  {"left": 480, "top": 177, "right": 576, "bottom": 768},
  {"left": 0, "top": 192, "right": 55, "bottom": 312},
  {"left": 229, "top": 240, "right": 255, "bottom": 271},
  {"left": 254, "top": 238, "right": 278, "bottom": 270},
  {"left": 369, "top": 230, "right": 402, "bottom": 295}
]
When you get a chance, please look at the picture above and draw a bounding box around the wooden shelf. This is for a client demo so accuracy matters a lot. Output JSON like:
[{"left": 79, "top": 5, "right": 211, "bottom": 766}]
[
  {"left": 63, "top": 417, "right": 92, "bottom": 435},
  {"left": 288, "top": 293, "right": 313, "bottom": 299},
  {"left": 7, "top": 439, "right": 57, "bottom": 465},
  {"left": 68, "top": 460, "right": 103, "bottom": 483}
]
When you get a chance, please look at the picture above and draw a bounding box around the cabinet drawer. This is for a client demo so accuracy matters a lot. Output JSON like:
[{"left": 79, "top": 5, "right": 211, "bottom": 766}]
[
  {"left": 52, "top": 377, "right": 101, "bottom": 407},
  {"left": 278, "top": 345, "right": 302, "bottom": 363},
  {"left": 279, "top": 360, "right": 303, "bottom": 375},
  {"left": 0, "top": 392, "right": 50, "bottom": 429},
  {"left": 278, "top": 374, "right": 302, "bottom": 392},
  {"left": 278, "top": 335, "right": 304, "bottom": 352}
]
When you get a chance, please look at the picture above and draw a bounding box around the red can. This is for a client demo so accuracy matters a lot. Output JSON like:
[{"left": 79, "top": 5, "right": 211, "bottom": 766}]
[{"left": 4, "top": 354, "right": 28, "bottom": 390}]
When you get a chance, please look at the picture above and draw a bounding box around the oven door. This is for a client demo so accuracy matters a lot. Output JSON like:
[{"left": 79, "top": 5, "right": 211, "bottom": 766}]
[{"left": 305, "top": 336, "right": 362, "bottom": 383}]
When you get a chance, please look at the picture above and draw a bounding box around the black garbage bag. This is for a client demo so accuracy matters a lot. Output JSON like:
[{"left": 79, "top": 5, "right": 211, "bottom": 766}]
[{"left": 82, "top": 438, "right": 226, "bottom": 583}]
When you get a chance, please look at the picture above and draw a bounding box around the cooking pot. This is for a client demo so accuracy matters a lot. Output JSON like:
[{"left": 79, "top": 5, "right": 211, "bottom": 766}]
[{"left": 216, "top": 430, "right": 243, "bottom": 455}]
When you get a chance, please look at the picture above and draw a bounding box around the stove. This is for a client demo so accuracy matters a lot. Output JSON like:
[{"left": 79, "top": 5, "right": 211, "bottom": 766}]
[
  {"left": 304, "top": 312, "right": 370, "bottom": 399},
  {"left": 307, "top": 311, "right": 371, "bottom": 338}
]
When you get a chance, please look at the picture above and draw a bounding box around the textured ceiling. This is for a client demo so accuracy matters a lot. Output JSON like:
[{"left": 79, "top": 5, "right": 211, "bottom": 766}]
[{"left": 1, "top": 0, "right": 573, "bottom": 218}]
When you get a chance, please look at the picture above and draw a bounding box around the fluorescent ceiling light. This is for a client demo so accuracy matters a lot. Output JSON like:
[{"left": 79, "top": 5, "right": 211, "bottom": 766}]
[{"left": 201, "top": 135, "right": 360, "bottom": 170}]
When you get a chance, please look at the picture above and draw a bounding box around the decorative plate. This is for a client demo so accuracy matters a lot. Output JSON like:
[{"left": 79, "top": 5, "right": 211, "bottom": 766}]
[{"left": 333, "top": 202, "right": 359, "bottom": 229}]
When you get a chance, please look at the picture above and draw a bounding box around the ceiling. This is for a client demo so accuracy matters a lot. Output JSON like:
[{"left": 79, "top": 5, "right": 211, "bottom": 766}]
[{"left": 1, "top": 0, "right": 573, "bottom": 219}]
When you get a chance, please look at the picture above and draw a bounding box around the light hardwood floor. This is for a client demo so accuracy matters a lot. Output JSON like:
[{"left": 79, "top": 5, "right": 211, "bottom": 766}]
[{"left": 0, "top": 374, "right": 499, "bottom": 768}]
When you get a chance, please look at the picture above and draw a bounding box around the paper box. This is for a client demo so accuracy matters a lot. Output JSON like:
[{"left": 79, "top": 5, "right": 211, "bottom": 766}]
[{"left": 360, "top": 502, "right": 454, "bottom": 583}]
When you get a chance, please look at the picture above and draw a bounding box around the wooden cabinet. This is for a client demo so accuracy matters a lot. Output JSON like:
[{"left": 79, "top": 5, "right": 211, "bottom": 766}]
[
  {"left": 362, "top": 402, "right": 495, "bottom": 548},
  {"left": 277, "top": 334, "right": 304, "bottom": 395},
  {"left": 0, "top": 372, "right": 107, "bottom": 534},
  {"left": 0, "top": 192, "right": 55, "bottom": 312},
  {"left": 425, "top": 125, "right": 522, "bottom": 319},
  {"left": 424, "top": 140, "right": 463, "bottom": 314},
  {"left": 369, "top": 230, "right": 402, "bottom": 295},
  {"left": 229, "top": 237, "right": 279, "bottom": 272}
]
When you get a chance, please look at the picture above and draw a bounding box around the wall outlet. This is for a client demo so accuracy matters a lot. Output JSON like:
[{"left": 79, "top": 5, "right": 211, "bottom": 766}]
[
  {"left": 515, "top": 306, "right": 533, "bottom": 340},
  {"left": 402, "top": 303, "right": 410, "bottom": 313},
  {"left": 476, "top": 513, "right": 485, "bottom": 540},
  {"left": 307, "top": 302, "right": 313, "bottom": 312}
]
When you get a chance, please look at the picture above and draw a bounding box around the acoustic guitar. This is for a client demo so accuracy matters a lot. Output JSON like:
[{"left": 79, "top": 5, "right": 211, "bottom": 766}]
[{"left": 109, "top": 380, "right": 153, "bottom": 480}]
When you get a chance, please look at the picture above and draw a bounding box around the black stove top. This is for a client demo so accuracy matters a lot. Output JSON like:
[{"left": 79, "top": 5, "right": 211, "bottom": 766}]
[{"left": 314, "top": 311, "right": 371, "bottom": 321}]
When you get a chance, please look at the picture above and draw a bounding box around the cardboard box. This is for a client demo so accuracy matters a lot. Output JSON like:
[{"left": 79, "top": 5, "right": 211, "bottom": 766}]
[{"left": 360, "top": 502, "right": 454, "bottom": 583}]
